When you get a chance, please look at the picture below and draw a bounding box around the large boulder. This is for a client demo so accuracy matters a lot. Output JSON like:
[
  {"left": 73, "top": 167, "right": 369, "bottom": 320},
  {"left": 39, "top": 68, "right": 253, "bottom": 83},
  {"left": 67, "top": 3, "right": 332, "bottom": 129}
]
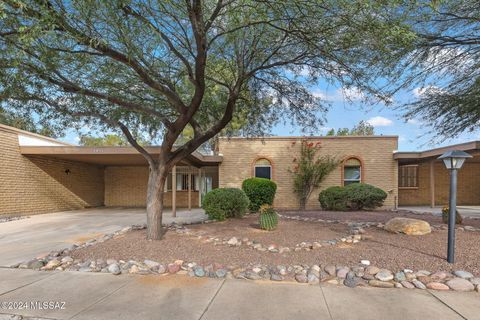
[{"left": 384, "top": 217, "right": 431, "bottom": 235}]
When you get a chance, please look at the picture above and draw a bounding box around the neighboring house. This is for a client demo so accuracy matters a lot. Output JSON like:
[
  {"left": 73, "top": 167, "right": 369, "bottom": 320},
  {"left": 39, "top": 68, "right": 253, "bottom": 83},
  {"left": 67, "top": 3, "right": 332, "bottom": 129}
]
[{"left": 0, "top": 123, "right": 479, "bottom": 216}]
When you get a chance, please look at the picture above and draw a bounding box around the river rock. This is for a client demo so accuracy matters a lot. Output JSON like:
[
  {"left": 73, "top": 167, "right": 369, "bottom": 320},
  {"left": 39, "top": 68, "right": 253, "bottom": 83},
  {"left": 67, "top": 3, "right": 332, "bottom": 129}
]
[
  {"left": 324, "top": 265, "right": 336, "bottom": 276},
  {"left": 453, "top": 270, "right": 474, "bottom": 279},
  {"left": 108, "top": 263, "right": 121, "bottom": 275},
  {"left": 385, "top": 217, "right": 431, "bottom": 235},
  {"left": 426, "top": 282, "right": 450, "bottom": 291},
  {"left": 412, "top": 279, "right": 426, "bottom": 289},
  {"left": 446, "top": 278, "right": 475, "bottom": 292},
  {"left": 375, "top": 270, "right": 394, "bottom": 282}
]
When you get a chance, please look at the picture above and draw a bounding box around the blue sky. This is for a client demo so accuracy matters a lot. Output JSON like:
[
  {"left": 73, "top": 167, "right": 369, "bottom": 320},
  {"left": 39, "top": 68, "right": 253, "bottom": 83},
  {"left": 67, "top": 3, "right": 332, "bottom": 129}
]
[{"left": 58, "top": 81, "right": 480, "bottom": 152}]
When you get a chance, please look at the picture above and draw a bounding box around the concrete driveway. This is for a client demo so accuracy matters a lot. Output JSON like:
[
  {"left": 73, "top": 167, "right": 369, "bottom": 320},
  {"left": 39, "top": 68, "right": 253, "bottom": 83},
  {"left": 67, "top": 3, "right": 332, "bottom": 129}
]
[
  {"left": 400, "top": 206, "right": 480, "bottom": 219},
  {"left": 0, "top": 207, "right": 206, "bottom": 267},
  {"left": 0, "top": 269, "right": 478, "bottom": 320}
]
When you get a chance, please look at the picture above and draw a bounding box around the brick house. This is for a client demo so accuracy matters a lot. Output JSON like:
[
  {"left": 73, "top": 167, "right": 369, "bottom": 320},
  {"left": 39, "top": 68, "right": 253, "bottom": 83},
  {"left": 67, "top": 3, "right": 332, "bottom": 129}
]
[{"left": 1, "top": 123, "right": 479, "bottom": 216}]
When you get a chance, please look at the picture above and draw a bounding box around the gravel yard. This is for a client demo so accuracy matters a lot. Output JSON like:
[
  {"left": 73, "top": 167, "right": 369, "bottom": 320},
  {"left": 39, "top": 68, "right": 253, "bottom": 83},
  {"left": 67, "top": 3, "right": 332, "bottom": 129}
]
[{"left": 70, "top": 212, "right": 480, "bottom": 276}]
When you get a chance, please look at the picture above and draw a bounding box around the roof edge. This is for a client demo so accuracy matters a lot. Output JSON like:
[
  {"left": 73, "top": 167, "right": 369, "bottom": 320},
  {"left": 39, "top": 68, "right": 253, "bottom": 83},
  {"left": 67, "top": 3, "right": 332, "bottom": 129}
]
[
  {"left": 219, "top": 135, "right": 398, "bottom": 140},
  {"left": 0, "top": 123, "right": 72, "bottom": 146}
]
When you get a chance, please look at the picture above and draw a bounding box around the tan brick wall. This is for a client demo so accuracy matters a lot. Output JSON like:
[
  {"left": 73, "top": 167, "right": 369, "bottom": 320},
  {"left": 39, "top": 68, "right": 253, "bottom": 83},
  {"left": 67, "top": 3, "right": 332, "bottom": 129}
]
[
  {"left": 218, "top": 136, "right": 398, "bottom": 209},
  {"left": 104, "top": 166, "right": 199, "bottom": 207},
  {"left": 0, "top": 129, "right": 104, "bottom": 216},
  {"left": 399, "top": 156, "right": 480, "bottom": 206}
]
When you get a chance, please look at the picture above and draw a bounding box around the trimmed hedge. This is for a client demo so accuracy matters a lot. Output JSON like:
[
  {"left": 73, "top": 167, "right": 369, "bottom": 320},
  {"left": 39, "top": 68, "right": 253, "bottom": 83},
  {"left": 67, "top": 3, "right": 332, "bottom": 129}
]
[
  {"left": 202, "top": 188, "right": 250, "bottom": 221},
  {"left": 318, "top": 186, "right": 347, "bottom": 211},
  {"left": 242, "top": 178, "right": 277, "bottom": 212},
  {"left": 319, "top": 183, "right": 387, "bottom": 211}
]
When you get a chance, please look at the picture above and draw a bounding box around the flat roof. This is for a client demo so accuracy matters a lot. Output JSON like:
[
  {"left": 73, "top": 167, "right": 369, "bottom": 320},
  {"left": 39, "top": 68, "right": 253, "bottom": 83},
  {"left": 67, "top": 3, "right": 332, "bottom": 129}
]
[
  {"left": 220, "top": 135, "right": 398, "bottom": 140},
  {"left": 20, "top": 146, "right": 223, "bottom": 167},
  {"left": 394, "top": 141, "right": 480, "bottom": 159}
]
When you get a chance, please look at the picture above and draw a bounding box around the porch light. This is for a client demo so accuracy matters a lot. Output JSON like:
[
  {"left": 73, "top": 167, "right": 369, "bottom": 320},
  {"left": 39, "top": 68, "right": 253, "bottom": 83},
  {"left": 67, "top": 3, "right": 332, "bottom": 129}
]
[
  {"left": 438, "top": 150, "right": 472, "bottom": 170},
  {"left": 438, "top": 150, "right": 472, "bottom": 263}
]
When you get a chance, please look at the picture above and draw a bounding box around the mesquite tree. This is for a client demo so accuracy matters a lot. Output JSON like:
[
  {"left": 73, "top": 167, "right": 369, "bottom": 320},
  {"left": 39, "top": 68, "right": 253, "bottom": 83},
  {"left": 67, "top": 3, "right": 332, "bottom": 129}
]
[
  {"left": 401, "top": 1, "right": 480, "bottom": 137},
  {"left": 0, "top": 0, "right": 413, "bottom": 239}
]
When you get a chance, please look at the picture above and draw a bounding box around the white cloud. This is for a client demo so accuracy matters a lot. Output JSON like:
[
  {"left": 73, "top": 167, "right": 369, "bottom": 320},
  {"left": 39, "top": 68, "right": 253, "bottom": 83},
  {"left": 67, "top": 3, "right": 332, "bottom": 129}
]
[
  {"left": 407, "top": 118, "right": 422, "bottom": 125},
  {"left": 338, "top": 87, "right": 364, "bottom": 101},
  {"left": 311, "top": 90, "right": 327, "bottom": 99},
  {"left": 319, "top": 126, "right": 333, "bottom": 133},
  {"left": 413, "top": 85, "right": 443, "bottom": 97},
  {"left": 367, "top": 116, "right": 393, "bottom": 127}
]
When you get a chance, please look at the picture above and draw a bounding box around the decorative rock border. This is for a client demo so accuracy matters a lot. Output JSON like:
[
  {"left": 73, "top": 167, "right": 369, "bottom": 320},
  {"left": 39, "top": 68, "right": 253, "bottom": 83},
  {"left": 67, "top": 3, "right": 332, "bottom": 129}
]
[
  {"left": 171, "top": 221, "right": 367, "bottom": 254},
  {"left": 9, "top": 220, "right": 480, "bottom": 294}
]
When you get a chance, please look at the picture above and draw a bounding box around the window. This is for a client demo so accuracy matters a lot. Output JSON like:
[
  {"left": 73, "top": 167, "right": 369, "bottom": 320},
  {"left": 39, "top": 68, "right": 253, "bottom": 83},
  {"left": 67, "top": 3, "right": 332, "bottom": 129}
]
[
  {"left": 343, "top": 158, "right": 361, "bottom": 185},
  {"left": 176, "top": 174, "right": 198, "bottom": 191},
  {"left": 254, "top": 158, "right": 272, "bottom": 179},
  {"left": 399, "top": 165, "right": 418, "bottom": 188}
]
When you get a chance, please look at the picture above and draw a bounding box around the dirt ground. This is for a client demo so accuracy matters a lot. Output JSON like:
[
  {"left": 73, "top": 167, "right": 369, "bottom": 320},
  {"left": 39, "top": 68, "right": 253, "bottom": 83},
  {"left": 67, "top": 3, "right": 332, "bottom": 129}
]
[{"left": 70, "top": 212, "right": 480, "bottom": 276}]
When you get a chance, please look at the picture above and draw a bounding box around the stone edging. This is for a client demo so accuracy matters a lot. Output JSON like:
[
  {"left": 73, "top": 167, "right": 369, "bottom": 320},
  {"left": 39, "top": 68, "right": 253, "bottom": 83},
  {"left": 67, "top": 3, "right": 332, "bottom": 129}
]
[{"left": 9, "top": 221, "right": 480, "bottom": 293}]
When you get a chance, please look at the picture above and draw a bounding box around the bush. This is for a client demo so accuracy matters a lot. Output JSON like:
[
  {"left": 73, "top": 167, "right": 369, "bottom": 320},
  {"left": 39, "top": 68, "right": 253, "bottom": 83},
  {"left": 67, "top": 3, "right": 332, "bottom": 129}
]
[
  {"left": 344, "top": 183, "right": 387, "bottom": 210},
  {"left": 442, "top": 206, "right": 462, "bottom": 224},
  {"left": 242, "top": 178, "right": 277, "bottom": 212},
  {"left": 259, "top": 204, "right": 278, "bottom": 231},
  {"left": 319, "top": 186, "right": 347, "bottom": 211},
  {"left": 319, "top": 183, "right": 387, "bottom": 211},
  {"left": 202, "top": 188, "right": 250, "bottom": 221}
]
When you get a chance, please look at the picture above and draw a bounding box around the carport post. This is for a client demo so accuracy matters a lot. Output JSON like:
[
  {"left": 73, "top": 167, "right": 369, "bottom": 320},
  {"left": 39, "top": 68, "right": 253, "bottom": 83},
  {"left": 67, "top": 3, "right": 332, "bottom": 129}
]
[
  {"left": 172, "top": 165, "right": 176, "bottom": 217},
  {"left": 188, "top": 167, "right": 192, "bottom": 211},
  {"left": 430, "top": 160, "right": 435, "bottom": 208}
]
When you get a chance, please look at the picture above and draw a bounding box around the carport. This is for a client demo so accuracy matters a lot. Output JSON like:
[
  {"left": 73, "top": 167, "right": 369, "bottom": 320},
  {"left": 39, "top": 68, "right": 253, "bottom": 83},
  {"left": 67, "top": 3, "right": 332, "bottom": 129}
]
[
  {"left": 19, "top": 145, "right": 222, "bottom": 216},
  {"left": 394, "top": 141, "right": 480, "bottom": 208}
]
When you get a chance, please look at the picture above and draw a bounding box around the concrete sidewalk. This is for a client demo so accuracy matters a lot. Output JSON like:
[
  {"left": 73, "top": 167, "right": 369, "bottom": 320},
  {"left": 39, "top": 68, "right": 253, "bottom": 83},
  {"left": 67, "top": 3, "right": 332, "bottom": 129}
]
[
  {"left": 0, "top": 207, "right": 206, "bottom": 267},
  {"left": 0, "top": 269, "right": 478, "bottom": 320}
]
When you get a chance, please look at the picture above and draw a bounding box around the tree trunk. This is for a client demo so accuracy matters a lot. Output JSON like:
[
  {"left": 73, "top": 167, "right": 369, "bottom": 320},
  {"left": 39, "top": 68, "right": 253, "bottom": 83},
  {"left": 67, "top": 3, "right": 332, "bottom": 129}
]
[{"left": 145, "top": 166, "right": 168, "bottom": 240}]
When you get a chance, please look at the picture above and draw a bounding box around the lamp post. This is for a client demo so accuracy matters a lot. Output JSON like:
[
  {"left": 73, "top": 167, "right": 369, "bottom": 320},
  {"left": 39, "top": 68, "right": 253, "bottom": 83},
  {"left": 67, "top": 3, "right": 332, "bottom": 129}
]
[{"left": 438, "top": 150, "right": 472, "bottom": 263}]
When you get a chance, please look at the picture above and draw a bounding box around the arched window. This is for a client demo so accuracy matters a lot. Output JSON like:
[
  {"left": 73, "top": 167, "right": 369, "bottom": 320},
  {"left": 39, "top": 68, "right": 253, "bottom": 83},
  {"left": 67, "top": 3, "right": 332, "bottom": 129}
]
[
  {"left": 343, "top": 158, "right": 362, "bottom": 185},
  {"left": 254, "top": 158, "right": 272, "bottom": 179}
]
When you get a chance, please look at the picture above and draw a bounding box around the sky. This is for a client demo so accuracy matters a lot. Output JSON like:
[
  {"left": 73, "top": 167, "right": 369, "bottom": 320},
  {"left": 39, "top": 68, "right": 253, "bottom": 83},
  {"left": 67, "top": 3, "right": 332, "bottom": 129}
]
[{"left": 58, "top": 80, "right": 480, "bottom": 152}]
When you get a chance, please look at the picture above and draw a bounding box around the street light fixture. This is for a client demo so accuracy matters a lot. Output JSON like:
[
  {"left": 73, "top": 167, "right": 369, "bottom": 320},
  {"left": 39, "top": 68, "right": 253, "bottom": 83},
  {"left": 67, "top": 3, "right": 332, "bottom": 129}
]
[{"left": 438, "top": 150, "right": 472, "bottom": 263}]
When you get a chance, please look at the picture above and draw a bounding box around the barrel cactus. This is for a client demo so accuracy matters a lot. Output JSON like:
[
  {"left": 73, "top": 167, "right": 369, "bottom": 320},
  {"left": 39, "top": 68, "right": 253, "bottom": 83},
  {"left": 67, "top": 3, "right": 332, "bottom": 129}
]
[{"left": 259, "top": 205, "right": 278, "bottom": 231}]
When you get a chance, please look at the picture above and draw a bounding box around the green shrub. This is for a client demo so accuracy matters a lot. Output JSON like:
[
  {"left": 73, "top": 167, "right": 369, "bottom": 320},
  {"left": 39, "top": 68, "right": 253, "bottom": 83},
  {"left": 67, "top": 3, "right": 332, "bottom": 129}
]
[
  {"left": 259, "top": 204, "right": 278, "bottom": 231},
  {"left": 343, "top": 183, "right": 387, "bottom": 210},
  {"left": 442, "top": 206, "right": 462, "bottom": 224},
  {"left": 318, "top": 183, "right": 387, "bottom": 211},
  {"left": 242, "top": 178, "right": 277, "bottom": 212},
  {"left": 202, "top": 188, "right": 250, "bottom": 221},
  {"left": 319, "top": 186, "right": 347, "bottom": 211}
]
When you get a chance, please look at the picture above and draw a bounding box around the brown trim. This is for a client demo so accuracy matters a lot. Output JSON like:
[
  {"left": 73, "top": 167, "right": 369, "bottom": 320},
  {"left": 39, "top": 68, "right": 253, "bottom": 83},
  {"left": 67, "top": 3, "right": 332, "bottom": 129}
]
[
  {"left": 19, "top": 145, "right": 223, "bottom": 167},
  {"left": 251, "top": 156, "right": 274, "bottom": 180},
  {"left": 399, "top": 187, "right": 419, "bottom": 190},
  {"left": 394, "top": 141, "right": 480, "bottom": 160},
  {"left": 341, "top": 156, "right": 364, "bottom": 186},
  {"left": 221, "top": 135, "right": 398, "bottom": 141}
]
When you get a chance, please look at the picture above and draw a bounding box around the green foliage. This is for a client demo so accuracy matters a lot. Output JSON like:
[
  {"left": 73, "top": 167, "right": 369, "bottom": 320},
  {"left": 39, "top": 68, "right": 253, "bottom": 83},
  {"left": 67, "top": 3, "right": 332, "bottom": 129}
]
[
  {"left": 442, "top": 206, "right": 463, "bottom": 225},
  {"left": 79, "top": 134, "right": 150, "bottom": 147},
  {"left": 241, "top": 178, "right": 277, "bottom": 212},
  {"left": 291, "top": 140, "right": 339, "bottom": 210},
  {"left": 401, "top": 1, "right": 480, "bottom": 139},
  {"left": 325, "top": 121, "right": 375, "bottom": 136},
  {"left": 0, "top": 107, "right": 62, "bottom": 138},
  {"left": 344, "top": 183, "right": 387, "bottom": 210},
  {"left": 202, "top": 188, "right": 249, "bottom": 221},
  {"left": 258, "top": 205, "right": 278, "bottom": 231},
  {"left": 319, "top": 186, "right": 347, "bottom": 211},
  {"left": 319, "top": 183, "right": 387, "bottom": 211}
]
